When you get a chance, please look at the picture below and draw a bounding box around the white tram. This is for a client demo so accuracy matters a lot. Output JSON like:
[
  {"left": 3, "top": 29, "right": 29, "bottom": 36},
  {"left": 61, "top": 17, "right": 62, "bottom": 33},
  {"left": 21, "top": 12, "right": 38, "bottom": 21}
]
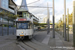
[{"left": 16, "top": 18, "right": 34, "bottom": 39}]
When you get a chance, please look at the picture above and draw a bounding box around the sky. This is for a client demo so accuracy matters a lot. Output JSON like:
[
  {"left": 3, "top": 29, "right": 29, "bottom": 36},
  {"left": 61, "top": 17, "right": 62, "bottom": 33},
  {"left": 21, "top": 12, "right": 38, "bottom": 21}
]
[{"left": 13, "top": 0, "right": 73, "bottom": 23}]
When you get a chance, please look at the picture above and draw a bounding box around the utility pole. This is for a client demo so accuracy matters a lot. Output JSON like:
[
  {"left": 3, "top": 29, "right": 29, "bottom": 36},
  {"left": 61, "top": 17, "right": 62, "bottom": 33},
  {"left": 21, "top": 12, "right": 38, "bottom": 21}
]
[
  {"left": 47, "top": 3, "right": 50, "bottom": 34},
  {"left": 64, "top": 0, "right": 67, "bottom": 41},
  {"left": 53, "top": 0, "right": 55, "bottom": 38},
  {"left": 67, "top": 8, "right": 69, "bottom": 41},
  {"left": 73, "top": 0, "right": 75, "bottom": 47}
]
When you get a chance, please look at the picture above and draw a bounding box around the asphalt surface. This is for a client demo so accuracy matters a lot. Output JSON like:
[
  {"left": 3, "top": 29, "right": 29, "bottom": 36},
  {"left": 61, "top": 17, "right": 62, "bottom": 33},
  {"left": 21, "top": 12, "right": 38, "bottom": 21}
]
[
  {"left": 33, "top": 31, "right": 47, "bottom": 42},
  {"left": 0, "top": 31, "right": 51, "bottom": 50},
  {"left": 0, "top": 35, "right": 22, "bottom": 50},
  {"left": 0, "top": 31, "right": 74, "bottom": 50}
]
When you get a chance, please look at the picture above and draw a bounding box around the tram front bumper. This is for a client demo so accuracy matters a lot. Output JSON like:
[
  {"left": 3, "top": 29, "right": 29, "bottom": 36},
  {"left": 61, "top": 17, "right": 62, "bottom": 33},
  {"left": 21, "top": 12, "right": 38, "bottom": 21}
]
[{"left": 20, "top": 35, "right": 24, "bottom": 36}]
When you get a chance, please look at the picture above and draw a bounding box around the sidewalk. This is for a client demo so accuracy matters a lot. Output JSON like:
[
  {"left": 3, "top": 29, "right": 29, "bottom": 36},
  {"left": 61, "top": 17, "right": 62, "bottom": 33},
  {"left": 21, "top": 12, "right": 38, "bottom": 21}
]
[
  {"left": 48, "top": 31, "right": 75, "bottom": 50},
  {"left": 0, "top": 35, "right": 22, "bottom": 50}
]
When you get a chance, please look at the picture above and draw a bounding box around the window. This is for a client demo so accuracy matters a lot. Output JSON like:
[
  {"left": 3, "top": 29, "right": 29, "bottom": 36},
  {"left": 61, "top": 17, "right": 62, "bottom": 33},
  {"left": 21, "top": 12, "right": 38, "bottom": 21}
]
[
  {"left": 27, "top": 13, "right": 29, "bottom": 18},
  {"left": 23, "top": 12, "right": 30, "bottom": 18},
  {"left": 17, "top": 12, "right": 22, "bottom": 17},
  {"left": 9, "top": 20, "right": 13, "bottom": 23},
  {"left": 0, "top": 17, "right": 2, "bottom": 21},
  {"left": 3, "top": 18, "right": 8, "bottom": 22},
  {"left": 1, "top": 0, "right": 14, "bottom": 12},
  {"left": 1, "top": 0, "right": 8, "bottom": 9},
  {"left": 23, "top": 13, "right": 26, "bottom": 18},
  {"left": 16, "top": 22, "right": 32, "bottom": 29}
]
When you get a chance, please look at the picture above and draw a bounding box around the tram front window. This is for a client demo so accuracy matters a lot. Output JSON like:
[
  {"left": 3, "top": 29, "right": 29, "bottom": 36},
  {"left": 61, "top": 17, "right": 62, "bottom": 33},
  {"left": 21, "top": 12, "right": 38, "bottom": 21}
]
[{"left": 17, "top": 22, "right": 30, "bottom": 29}]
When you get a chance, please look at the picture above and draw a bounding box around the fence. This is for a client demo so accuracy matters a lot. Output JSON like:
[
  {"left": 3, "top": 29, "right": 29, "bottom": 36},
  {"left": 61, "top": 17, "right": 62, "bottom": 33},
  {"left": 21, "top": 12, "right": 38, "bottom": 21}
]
[{"left": 0, "top": 27, "right": 16, "bottom": 36}]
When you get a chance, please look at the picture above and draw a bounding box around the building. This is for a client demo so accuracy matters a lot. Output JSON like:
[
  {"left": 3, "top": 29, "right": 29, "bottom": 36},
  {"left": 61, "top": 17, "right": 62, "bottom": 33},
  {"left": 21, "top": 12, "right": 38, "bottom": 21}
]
[
  {"left": 0, "top": 0, "right": 17, "bottom": 36},
  {"left": 0, "top": 0, "right": 17, "bottom": 27}
]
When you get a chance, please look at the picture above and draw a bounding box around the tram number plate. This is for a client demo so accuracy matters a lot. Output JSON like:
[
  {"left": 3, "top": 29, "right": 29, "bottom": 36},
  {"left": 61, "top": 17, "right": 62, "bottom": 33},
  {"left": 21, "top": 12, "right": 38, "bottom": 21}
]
[{"left": 20, "top": 35, "right": 24, "bottom": 36}]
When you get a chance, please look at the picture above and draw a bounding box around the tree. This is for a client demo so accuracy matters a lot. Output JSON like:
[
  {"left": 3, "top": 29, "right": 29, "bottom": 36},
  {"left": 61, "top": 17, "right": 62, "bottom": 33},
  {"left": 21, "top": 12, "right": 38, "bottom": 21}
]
[
  {"left": 69, "top": 13, "right": 72, "bottom": 25},
  {"left": 0, "top": 11, "right": 19, "bottom": 19},
  {"left": 57, "top": 18, "right": 63, "bottom": 28}
]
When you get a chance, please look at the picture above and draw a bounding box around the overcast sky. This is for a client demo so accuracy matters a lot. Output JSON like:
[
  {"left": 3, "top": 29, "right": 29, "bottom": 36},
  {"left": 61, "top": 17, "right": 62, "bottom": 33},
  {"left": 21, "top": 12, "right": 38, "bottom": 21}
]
[{"left": 13, "top": 0, "right": 73, "bottom": 23}]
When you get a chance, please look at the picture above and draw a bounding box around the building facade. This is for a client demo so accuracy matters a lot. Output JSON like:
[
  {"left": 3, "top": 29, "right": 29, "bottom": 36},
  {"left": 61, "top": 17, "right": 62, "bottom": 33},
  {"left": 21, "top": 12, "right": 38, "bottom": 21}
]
[
  {"left": 0, "top": 0, "right": 17, "bottom": 36},
  {"left": 0, "top": 0, "right": 16, "bottom": 27}
]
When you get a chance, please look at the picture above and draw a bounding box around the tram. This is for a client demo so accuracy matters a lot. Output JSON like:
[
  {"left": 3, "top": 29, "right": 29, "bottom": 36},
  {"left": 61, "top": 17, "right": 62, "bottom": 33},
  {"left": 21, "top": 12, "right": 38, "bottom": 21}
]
[{"left": 16, "top": 18, "right": 34, "bottom": 39}]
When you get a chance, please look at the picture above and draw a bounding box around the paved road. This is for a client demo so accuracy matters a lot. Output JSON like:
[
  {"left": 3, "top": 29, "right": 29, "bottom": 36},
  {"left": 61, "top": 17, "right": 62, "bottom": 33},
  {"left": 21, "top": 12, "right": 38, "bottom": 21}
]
[
  {"left": 33, "top": 31, "right": 47, "bottom": 42},
  {"left": 0, "top": 35, "right": 22, "bottom": 50},
  {"left": 0, "top": 31, "right": 51, "bottom": 50},
  {"left": 0, "top": 31, "right": 74, "bottom": 50}
]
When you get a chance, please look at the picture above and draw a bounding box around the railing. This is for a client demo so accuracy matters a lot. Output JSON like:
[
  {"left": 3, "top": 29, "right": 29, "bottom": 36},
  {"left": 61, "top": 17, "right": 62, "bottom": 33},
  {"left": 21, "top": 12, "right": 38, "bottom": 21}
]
[{"left": 0, "top": 27, "right": 16, "bottom": 36}]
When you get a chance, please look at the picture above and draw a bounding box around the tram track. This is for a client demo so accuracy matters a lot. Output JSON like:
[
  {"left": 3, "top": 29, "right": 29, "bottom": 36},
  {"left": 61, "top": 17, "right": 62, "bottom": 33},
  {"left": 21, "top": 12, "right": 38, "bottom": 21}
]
[
  {"left": 16, "top": 39, "right": 37, "bottom": 50},
  {"left": 22, "top": 41, "right": 37, "bottom": 50},
  {"left": 23, "top": 39, "right": 50, "bottom": 50},
  {"left": 15, "top": 35, "right": 51, "bottom": 50},
  {"left": 23, "top": 41, "right": 40, "bottom": 50}
]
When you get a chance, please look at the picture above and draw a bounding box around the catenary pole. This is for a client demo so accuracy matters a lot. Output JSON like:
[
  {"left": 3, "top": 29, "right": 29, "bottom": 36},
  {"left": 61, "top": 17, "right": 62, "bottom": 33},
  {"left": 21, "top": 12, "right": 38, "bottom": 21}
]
[
  {"left": 73, "top": 0, "right": 75, "bottom": 47},
  {"left": 53, "top": 0, "right": 55, "bottom": 38},
  {"left": 47, "top": 3, "right": 50, "bottom": 34},
  {"left": 67, "top": 8, "right": 69, "bottom": 41},
  {"left": 64, "top": 0, "right": 67, "bottom": 41},
  {"left": 63, "top": 15, "right": 64, "bottom": 37}
]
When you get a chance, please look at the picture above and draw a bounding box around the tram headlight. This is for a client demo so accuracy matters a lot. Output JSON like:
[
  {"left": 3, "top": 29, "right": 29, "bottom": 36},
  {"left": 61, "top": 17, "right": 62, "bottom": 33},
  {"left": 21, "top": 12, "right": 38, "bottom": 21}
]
[{"left": 22, "top": 32, "right": 23, "bottom": 33}]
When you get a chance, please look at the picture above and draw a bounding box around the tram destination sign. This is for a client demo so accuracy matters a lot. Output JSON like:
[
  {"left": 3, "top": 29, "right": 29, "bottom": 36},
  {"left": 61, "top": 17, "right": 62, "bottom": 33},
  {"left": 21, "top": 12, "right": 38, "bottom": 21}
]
[{"left": 18, "top": 19, "right": 27, "bottom": 21}]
